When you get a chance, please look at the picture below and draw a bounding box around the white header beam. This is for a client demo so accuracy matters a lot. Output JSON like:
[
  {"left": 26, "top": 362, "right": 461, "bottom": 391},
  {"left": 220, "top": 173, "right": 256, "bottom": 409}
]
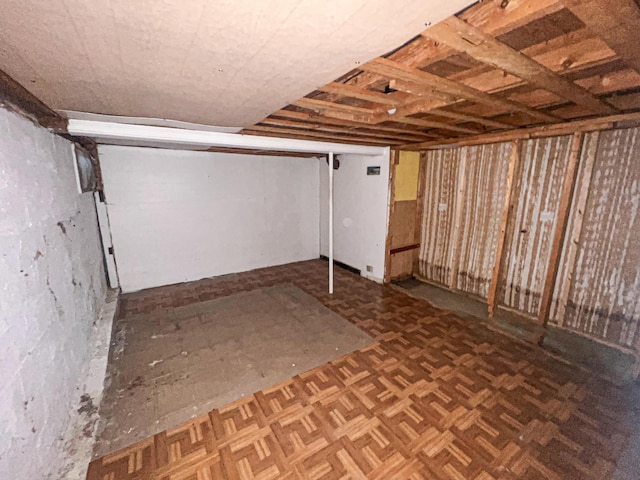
[{"left": 67, "top": 119, "right": 386, "bottom": 156}]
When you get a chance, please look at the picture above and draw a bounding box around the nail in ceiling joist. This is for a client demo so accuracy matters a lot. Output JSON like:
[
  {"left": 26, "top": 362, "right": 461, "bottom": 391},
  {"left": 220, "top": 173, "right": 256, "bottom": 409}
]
[
  {"left": 423, "top": 16, "right": 617, "bottom": 115},
  {"left": 66, "top": 120, "right": 386, "bottom": 156},
  {"left": 361, "top": 58, "right": 560, "bottom": 123},
  {"left": 562, "top": 0, "right": 640, "bottom": 75}
]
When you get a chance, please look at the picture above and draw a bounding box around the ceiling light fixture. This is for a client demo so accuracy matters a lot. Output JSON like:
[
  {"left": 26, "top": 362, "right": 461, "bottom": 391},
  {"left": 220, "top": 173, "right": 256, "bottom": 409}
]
[{"left": 387, "top": 107, "right": 397, "bottom": 115}]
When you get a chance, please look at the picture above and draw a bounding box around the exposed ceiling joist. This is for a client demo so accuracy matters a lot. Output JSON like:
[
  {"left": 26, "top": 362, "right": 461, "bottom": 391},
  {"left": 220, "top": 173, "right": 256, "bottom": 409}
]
[
  {"left": 460, "top": 0, "right": 564, "bottom": 37},
  {"left": 317, "top": 82, "right": 402, "bottom": 106},
  {"left": 427, "top": 109, "right": 515, "bottom": 130},
  {"left": 247, "top": 124, "right": 397, "bottom": 145},
  {"left": 362, "top": 58, "right": 560, "bottom": 123},
  {"left": 423, "top": 16, "right": 617, "bottom": 115},
  {"left": 245, "top": 0, "right": 640, "bottom": 145},
  {"left": 389, "top": 78, "right": 458, "bottom": 102},
  {"left": 377, "top": 106, "right": 482, "bottom": 134},
  {"left": 251, "top": 118, "right": 434, "bottom": 142},
  {"left": 399, "top": 111, "right": 640, "bottom": 149},
  {"left": 258, "top": 118, "right": 433, "bottom": 142},
  {"left": 242, "top": 129, "right": 394, "bottom": 146},
  {"left": 270, "top": 109, "right": 441, "bottom": 138},
  {"left": 562, "top": 0, "right": 640, "bottom": 74},
  {"left": 291, "top": 98, "right": 377, "bottom": 123}
]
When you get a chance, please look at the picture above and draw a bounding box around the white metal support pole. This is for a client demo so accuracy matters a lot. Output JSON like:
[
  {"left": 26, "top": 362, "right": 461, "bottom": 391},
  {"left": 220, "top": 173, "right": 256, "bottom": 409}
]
[{"left": 328, "top": 152, "right": 334, "bottom": 294}]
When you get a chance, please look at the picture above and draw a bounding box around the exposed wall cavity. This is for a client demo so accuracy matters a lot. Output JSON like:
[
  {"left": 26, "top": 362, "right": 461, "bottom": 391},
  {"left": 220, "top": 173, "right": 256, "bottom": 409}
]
[
  {"left": 319, "top": 150, "right": 391, "bottom": 283},
  {"left": 0, "top": 108, "right": 109, "bottom": 479},
  {"left": 418, "top": 147, "right": 460, "bottom": 285},
  {"left": 98, "top": 146, "right": 320, "bottom": 292},
  {"left": 418, "top": 143, "right": 512, "bottom": 293},
  {"left": 417, "top": 127, "right": 640, "bottom": 357},
  {"left": 499, "top": 135, "right": 572, "bottom": 315},
  {"left": 553, "top": 128, "right": 640, "bottom": 349},
  {"left": 453, "top": 143, "right": 512, "bottom": 298}
]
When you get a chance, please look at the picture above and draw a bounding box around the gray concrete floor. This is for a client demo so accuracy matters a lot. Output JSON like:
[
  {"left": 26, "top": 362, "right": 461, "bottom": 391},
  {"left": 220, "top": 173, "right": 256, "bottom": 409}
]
[
  {"left": 93, "top": 283, "right": 373, "bottom": 458},
  {"left": 393, "top": 278, "right": 637, "bottom": 385}
]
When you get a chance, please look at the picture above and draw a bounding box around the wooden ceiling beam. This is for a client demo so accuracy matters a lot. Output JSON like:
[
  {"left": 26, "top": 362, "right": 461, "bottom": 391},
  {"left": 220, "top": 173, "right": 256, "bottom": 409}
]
[
  {"left": 423, "top": 17, "right": 617, "bottom": 115},
  {"left": 387, "top": 79, "right": 515, "bottom": 129},
  {"left": 374, "top": 104, "right": 482, "bottom": 134},
  {"left": 245, "top": 124, "right": 398, "bottom": 145},
  {"left": 388, "top": 78, "right": 459, "bottom": 103},
  {"left": 318, "top": 82, "right": 403, "bottom": 106},
  {"left": 297, "top": 93, "right": 486, "bottom": 135},
  {"left": 292, "top": 97, "right": 377, "bottom": 123},
  {"left": 562, "top": 0, "right": 640, "bottom": 75},
  {"left": 260, "top": 117, "right": 435, "bottom": 142},
  {"left": 362, "top": 58, "right": 560, "bottom": 123},
  {"left": 398, "top": 111, "right": 640, "bottom": 150},
  {"left": 385, "top": 116, "right": 461, "bottom": 133},
  {"left": 445, "top": 29, "right": 610, "bottom": 97},
  {"left": 270, "top": 109, "right": 440, "bottom": 138},
  {"left": 459, "top": 0, "right": 564, "bottom": 37},
  {"left": 428, "top": 109, "right": 515, "bottom": 130},
  {"left": 242, "top": 129, "right": 398, "bottom": 146}
]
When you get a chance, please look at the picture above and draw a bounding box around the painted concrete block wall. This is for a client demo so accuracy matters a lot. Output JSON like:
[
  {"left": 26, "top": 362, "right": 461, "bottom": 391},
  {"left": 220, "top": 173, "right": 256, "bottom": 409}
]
[
  {"left": 320, "top": 149, "right": 391, "bottom": 282},
  {"left": 98, "top": 146, "right": 320, "bottom": 292},
  {"left": 0, "top": 109, "right": 108, "bottom": 478}
]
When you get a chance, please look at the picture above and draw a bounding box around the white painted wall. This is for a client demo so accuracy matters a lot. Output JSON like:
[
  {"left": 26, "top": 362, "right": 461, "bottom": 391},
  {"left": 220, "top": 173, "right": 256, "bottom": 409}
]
[
  {"left": 99, "top": 146, "right": 320, "bottom": 292},
  {"left": 0, "top": 109, "right": 109, "bottom": 479},
  {"left": 320, "top": 149, "right": 391, "bottom": 282}
]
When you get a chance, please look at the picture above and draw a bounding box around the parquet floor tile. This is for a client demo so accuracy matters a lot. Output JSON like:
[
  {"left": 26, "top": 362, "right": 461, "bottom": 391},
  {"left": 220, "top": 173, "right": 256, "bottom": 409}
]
[{"left": 87, "top": 260, "right": 638, "bottom": 479}]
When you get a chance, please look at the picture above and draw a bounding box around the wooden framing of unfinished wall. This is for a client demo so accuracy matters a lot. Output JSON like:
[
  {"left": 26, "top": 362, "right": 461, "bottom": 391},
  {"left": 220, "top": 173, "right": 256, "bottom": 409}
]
[
  {"left": 413, "top": 122, "right": 640, "bottom": 375},
  {"left": 384, "top": 150, "right": 423, "bottom": 282}
]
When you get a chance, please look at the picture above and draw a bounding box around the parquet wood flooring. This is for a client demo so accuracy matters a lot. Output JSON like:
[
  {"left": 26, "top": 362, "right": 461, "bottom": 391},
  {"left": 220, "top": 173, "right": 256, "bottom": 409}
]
[{"left": 87, "top": 260, "right": 638, "bottom": 480}]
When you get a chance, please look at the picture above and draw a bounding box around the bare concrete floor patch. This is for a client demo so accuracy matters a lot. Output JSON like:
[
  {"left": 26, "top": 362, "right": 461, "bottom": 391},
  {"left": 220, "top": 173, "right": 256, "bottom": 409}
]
[{"left": 93, "top": 283, "right": 373, "bottom": 457}]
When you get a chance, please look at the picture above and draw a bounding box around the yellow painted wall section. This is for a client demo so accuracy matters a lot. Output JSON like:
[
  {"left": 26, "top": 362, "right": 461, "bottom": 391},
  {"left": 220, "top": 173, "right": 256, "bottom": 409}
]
[{"left": 395, "top": 151, "right": 420, "bottom": 201}]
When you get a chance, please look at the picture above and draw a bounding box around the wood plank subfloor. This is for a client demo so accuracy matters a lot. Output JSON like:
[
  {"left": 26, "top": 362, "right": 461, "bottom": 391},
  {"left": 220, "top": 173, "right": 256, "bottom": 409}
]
[{"left": 87, "top": 260, "right": 638, "bottom": 480}]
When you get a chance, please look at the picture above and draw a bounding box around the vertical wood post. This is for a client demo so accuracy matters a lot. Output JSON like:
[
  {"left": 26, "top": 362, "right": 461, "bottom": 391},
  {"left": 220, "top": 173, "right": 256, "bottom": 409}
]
[
  {"left": 536, "top": 132, "right": 584, "bottom": 344},
  {"left": 554, "top": 132, "right": 599, "bottom": 326},
  {"left": 413, "top": 152, "right": 428, "bottom": 275},
  {"left": 488, "top": 140, "right": 520, "bottom": 317},
  {"left": 383, "top": 149, "right": 399, "bottom": 283}
]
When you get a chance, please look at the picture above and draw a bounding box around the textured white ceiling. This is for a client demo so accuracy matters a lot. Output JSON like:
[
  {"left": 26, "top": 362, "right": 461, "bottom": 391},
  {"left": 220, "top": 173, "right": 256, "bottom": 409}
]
[{"left": 0, "top": 0, "right": 473, "bottom": 127}]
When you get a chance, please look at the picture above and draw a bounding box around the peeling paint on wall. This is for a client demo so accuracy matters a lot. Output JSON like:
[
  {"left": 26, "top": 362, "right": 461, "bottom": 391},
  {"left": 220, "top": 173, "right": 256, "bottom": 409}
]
[{"left": 0, "top": 108, "right": 109, "bottom": 479}]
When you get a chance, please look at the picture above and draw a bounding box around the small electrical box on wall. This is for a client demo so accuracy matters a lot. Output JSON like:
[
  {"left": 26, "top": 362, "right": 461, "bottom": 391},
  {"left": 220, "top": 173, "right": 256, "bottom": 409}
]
[{"left": 367, "top": 166, "right": 381, "bottom": 175}]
